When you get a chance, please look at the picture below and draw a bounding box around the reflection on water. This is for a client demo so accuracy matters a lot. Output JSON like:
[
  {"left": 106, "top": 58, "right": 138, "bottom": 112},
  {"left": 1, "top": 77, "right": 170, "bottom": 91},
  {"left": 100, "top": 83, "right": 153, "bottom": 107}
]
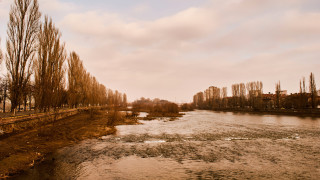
[{"left": 15, "top": 110, "right": 320, "bottom": 180}]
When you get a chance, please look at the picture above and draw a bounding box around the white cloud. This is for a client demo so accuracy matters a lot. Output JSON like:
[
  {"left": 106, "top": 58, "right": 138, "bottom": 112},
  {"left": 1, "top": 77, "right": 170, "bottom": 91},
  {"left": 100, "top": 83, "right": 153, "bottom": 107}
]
[
  {"left": 57, "top": 0, "right": 320, "bottom": 101},
  {"left": 60, "top": 5, "right": 217, "bottom": 48},
  {"left": 2, "top": 0, "right": 320, "bottom": 101}
]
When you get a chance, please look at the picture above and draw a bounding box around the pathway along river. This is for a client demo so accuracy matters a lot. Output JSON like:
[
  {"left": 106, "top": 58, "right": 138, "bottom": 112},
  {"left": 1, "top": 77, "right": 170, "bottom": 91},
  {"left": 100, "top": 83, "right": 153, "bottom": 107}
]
[{"left": 15, "top": 110, "right": 320, "bottom": 179}]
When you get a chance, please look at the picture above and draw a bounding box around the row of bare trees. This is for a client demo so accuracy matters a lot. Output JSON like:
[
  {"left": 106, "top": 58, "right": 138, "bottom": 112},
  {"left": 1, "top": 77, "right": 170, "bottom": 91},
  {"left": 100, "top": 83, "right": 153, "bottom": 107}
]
[
  {"left": 0, "top": 0, "right": 126, "bottom": 112},
  {"left": 193, "top": 72, "right": 318, "bottom": 111},
  {"left": 107, "top": 89, "right": 127, "bottom": 108},
  {"left": 193, "top": 81, "right": 264, "bottom": 110}
]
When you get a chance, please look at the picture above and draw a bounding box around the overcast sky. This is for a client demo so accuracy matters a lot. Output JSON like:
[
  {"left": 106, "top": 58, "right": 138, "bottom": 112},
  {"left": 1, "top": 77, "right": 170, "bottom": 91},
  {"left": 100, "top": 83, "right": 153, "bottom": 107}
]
[{"left": 1, "top": 0, "right": 320, "bottom": 102}]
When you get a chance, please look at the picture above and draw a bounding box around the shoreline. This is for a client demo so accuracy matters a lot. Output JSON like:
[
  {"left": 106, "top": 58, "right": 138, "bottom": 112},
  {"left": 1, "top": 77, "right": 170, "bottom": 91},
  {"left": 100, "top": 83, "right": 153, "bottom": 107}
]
[
  {"left": 210, "top": 108, "right": 320, "bottom": 118},
  {"left": 0, "top": 110, "right": 125, "bottom": 178}
]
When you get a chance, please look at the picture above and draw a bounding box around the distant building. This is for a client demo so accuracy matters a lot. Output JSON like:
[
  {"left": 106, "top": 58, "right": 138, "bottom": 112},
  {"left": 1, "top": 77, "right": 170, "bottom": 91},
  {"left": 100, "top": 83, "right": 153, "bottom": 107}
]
[
  {"left": 275, "top": 90, "right": 287, "bottom": 96},
  {"left": 280, "top": 90, "right": 287, "bottom": 96},
  {"left": 263, "top": 92, "right": 275, "bottom": 100}
]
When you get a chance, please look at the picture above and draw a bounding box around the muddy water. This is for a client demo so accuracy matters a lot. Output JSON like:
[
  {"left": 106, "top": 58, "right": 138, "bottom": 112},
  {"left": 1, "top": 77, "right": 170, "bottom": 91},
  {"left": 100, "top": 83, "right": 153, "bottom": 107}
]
[{"left": 15, "top": 111, "right": 320, "bottom": 179}]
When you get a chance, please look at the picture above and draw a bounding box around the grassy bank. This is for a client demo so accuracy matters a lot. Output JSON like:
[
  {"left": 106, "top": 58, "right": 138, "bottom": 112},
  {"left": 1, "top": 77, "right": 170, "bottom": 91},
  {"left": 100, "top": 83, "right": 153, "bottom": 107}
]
[{"left": 0, "top": 110, "right": 137, "bottom": 178}]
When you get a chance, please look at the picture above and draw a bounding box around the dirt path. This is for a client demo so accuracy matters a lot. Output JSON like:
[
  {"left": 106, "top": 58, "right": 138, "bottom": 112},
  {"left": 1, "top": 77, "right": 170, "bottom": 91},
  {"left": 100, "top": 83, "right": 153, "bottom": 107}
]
[{"left": 0, "top": 110, "right": 117, "bottom": 178}]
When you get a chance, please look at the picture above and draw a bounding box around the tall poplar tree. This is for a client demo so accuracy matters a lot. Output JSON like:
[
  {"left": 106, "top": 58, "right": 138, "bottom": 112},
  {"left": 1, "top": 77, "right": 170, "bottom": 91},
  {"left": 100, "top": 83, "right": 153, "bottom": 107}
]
[
  {"left": 6, "top": 0, "right": 41, "bottom": 112},
  {"left": 34, "top": 16, "right": 66, "bottom": 111},
  {"left": 309, "top": 72, "right": 317, "bottom": 109}
]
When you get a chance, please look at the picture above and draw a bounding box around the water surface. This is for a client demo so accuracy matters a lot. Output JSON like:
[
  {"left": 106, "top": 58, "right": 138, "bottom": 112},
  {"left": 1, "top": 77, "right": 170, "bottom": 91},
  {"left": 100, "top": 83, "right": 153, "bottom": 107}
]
[{"left": 16, "top": 110, "right": 320, "bottom": 179}]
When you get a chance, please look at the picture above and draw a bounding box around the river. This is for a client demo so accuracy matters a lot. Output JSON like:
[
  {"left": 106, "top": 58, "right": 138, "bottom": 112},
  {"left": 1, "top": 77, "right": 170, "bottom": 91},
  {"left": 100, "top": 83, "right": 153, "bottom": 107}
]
[{"left": 15, "top": 110, "right": 320, "bottom": 179}]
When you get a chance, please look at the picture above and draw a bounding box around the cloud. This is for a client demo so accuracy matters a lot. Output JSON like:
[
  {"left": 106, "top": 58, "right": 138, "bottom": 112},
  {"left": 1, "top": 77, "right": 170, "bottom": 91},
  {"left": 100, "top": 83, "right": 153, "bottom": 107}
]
[
  {"left": 39, "top": 0, "right": 77, "bottom": 14},
  {"left": 132, "top": 4, "right": 150, "bottom": 15},
  {"left": 0, "top": 0, "right": 11, "bottom": 21},
  {"left": 56, "top": 0, "right": 320, "bottom": 101},
  {"left": 2, "top": 0, "right": 320, "bottom": 102}
]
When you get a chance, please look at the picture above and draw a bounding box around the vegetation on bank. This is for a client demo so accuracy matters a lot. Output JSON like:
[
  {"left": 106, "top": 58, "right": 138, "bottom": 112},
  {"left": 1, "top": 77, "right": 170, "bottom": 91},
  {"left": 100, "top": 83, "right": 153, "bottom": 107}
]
[
  {"left": 180, "top": 103, "right": 195, "bottom": 112},
  {"left": 192, "top": 72, "right": 320, "bottom": 115},
  {"left": 132, "top": 98, "right": 183, "bottom": 119}
]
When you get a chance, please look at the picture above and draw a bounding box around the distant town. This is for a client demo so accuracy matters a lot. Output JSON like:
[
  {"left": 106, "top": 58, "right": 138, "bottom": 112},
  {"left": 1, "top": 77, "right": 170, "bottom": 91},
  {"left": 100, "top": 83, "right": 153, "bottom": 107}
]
[{"left": 193, "top": 73, "right": 319, "bottom": 111}]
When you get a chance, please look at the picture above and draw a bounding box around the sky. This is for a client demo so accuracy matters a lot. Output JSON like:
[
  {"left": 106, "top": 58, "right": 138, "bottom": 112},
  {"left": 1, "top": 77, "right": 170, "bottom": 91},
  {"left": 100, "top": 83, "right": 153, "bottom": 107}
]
[{"left": 0, "top": 0, "right": 320, "bottom": 103}]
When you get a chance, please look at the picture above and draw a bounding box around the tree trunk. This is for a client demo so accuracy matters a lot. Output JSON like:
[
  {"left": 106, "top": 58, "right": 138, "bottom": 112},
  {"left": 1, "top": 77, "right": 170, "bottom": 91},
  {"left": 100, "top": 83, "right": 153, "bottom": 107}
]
[
  {"left": 29, "top": 95, "right": 32, "bottom": 111},
  {"left": 24, "top": 96, "right": 27, "bottom": 111},
  {"left": 3, "top": 82, "right": 7, "bottom": 113}
]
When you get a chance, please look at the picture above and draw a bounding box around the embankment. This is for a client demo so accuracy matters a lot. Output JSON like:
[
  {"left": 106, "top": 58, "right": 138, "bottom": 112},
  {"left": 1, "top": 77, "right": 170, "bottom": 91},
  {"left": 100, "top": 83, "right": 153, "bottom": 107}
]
[
  {"left": 0, "top": 110, "right": 116, "bottom": 178},
  {"left": 0, "top": 109, "right": 81, "bottom": 137}
]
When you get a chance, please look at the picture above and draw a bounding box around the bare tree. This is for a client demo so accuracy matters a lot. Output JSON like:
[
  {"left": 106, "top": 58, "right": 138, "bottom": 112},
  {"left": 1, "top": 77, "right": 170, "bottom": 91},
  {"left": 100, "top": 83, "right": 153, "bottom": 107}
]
[
  {"left": 221, "top": 87, "right": 227, "bottom": 108},
  {"left": 239, "top": 83, "right": 246, "bottom": 108},
  {"left": 122, "top": 93, "right": 127, "bottom": 107},
  {"left": 232, "top": 84, "right": 240, "bottom": 108},
  {"left": 6, "top": 0, "right": 41, "bottom": 112},
  {"left": 0, "top": 39, "right": 3, "bottom": 112},
  {"left": 22, "top": 81, "right": 32, "bottom": 111},
  {"left": 67, "top": 52, "right": 84, "bottom": 108},
  {"left": 34, "top": 16, "right": 66, "bottom": 111},
  {"left": 107, "top": 89, "right": 114, "bottom": 107},
  {"left": 1, "top": 79, "right": 8, "bottom": 113},
  {"left": 66, "top": 52, "right": 108, "bottom": 108},
  {"left": 0, "top": 38, "right": 3, "bottom": 64},
  {"left": 309, "top": 72, "right": 317, "bottom": 109},
  {"left": 275, "top": 81, "right": 281, "bottom": 109},
  {"left": 246, "top": 81, "right": 263, "bottom": 109},
  {"left": 299, "top": 77, "right": 307, "bottom": 108}
]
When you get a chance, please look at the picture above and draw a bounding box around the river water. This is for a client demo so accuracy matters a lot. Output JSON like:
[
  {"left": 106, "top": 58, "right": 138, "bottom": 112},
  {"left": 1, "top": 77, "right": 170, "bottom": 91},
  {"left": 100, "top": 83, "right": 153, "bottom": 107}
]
[{"left": 15, "top": 110, "right": 320, "bottom": 179}]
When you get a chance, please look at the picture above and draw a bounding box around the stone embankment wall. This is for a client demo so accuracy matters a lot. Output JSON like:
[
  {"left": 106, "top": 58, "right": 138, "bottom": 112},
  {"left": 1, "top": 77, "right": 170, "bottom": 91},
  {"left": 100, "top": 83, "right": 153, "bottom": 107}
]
[{"left": 0, "top": 108, "right": 91, "bottom": 136}]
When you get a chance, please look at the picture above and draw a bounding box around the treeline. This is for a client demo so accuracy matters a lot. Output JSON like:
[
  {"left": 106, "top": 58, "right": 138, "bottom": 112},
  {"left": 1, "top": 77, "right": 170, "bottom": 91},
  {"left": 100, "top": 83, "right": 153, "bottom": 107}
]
[
  {"left": 132, "top": 98, "right": 179, "bottom": 114},
  {"left": 0, "top": 0, "right": 126, "bottom": 112},
  {"left": 193, "top": 72, "right": 319, "bottom": 111}
]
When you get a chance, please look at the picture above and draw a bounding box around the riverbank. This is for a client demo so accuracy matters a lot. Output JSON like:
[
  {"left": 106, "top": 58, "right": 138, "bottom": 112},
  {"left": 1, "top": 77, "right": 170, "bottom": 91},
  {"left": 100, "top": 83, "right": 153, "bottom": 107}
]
[
  {"left": 211, "top": 108, "right": 320, "bottom": 117},
  {"left": 0, "top": 110, "right": 137, "bottom": 178}
]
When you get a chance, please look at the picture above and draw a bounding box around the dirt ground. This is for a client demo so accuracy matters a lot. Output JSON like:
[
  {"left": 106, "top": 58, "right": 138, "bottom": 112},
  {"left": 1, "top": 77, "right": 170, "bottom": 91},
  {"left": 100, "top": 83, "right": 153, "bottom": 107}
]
[{"left": 0, "top": 110, "right": 131, "bottom": 178}]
